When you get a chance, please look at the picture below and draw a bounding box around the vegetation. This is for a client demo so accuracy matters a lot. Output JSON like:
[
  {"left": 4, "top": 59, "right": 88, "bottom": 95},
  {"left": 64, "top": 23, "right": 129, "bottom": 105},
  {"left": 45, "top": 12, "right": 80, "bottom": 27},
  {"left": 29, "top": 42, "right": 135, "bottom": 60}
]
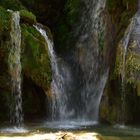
[
  {"left": 54, "top": 0, "right": 85, "bottom": 53},
  {"left": 0, "top": 4, "right": 52, "bottom": 120},
  {"left": 20, "top": 10, "right": 36, "bottom": 24},
  {"left": 21, "top": 24, "right": 52, "bottom": 90},
  {"left": 0, "top": 7, "right": 11, "bottom": 121},
  {"left": 0, "top": 0, "right": 25, "bottom": 11},
  {"left": 0, "top": 6, "right": 11, "bottom": 32}
]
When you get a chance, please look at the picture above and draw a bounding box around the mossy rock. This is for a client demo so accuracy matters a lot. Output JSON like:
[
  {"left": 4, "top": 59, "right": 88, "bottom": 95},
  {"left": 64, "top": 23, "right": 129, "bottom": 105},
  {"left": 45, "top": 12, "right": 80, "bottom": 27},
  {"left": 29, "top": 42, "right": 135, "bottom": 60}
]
[
  {"left": 0, "top": 6, "right": 11, "bottom": 88},
  {"left": 20, "top": 10, "right": 36, "bottom": 25},
  {"left": 0, "top": 0, "right": 25, "bottom": 11},
  {"left": 0, "top": 7, "right": 12, "bottom": 121},
  {"left": 137, "top": 81, "right": 140, "bottom": 96},
  {"left": 107, "top": 0, "right": 136, "bottom": 12},
  {"left": 0, "top": 6, "right": 11, "bottom": 33},
  {"left": 115, "top": 38, "right": 140, "bottom": 85},
  {"left": 21, "top": 24, "right": 52, "bottom": 91}
]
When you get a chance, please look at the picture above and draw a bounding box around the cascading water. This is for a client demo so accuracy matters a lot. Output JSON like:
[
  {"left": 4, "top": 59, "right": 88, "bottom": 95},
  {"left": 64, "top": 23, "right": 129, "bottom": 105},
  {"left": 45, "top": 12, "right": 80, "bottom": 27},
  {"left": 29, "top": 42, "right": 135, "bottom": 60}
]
[
  {"left": 8, "top": 11, "right": 23, "bottom": 126},
  {"left": 73, "top": 0, "right": 109, "bottom": 121},
  {"left": 34, "top": 25, "right": 73, "bottom": 121},
  {"left": 119, "top": 3, "right": 140, "bottom": 124},
  {"left": 34, "top": 0, "right": 109, "bottom": 127},
  {"left": 33, "top": 0, "right": 111, "bottom": 129},
  {"left": 120, "top": 20, "right": 134, "bottom": 125}
]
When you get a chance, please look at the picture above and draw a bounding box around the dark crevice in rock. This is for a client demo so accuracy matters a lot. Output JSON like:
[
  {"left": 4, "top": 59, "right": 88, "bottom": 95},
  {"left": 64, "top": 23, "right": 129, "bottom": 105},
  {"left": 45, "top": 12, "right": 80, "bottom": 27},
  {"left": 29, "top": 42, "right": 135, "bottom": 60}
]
[{"left": 22, "top": 75, "right": 47, "bottom": 122}]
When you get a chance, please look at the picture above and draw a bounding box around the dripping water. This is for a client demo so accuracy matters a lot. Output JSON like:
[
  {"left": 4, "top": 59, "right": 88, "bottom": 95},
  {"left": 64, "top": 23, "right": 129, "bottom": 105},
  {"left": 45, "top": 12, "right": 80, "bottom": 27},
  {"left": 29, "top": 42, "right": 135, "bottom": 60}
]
[
  {"left": 120, "top": 16, "right": 134, "bottom": 125},
  {"left": 8, "top": 11, "right": 23, "bottom": 127},
  {"left": 34, "top": 25, "right": 73, "bottom": 121},
  {"left": 120, "top": 2, "right": 140, "bottom": 124}
]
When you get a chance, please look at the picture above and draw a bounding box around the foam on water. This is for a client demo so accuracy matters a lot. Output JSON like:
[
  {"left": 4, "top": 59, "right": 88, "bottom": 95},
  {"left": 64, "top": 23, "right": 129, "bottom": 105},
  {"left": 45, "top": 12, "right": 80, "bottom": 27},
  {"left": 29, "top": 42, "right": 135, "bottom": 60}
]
[
  {"left": 44, "top": 120, "right": 98, "bottom": 129},
  {"left": 113, "top": 124, "right": 128, "bottom": 129},
  {"left": 0, "top": 127, "right": 28, "bottom": 133}
]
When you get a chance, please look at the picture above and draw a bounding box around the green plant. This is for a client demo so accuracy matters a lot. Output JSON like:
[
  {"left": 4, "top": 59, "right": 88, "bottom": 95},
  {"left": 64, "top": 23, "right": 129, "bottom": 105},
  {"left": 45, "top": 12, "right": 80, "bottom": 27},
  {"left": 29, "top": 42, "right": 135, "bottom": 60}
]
[
  {"left": 20, "top": 10, "right": 36, "bottom": 24},
  {"left": 0, "top": 6, "right": 11, "bottom": 32},
  {"left": 0, "top": 0, "right": 25, "bottom": 10}
]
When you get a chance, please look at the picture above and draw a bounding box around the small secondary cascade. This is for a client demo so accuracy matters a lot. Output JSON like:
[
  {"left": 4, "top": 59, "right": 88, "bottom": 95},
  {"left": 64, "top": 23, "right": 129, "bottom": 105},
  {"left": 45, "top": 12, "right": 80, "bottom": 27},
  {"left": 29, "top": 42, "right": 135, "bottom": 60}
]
[
  {"left": 34, "top": 25, "right": 73, "bottom": 120},
  {"left": 120, "top": 4, "right": 140, "bottom": 124},
  {"left": 8, "top": 11, "right": 23, "bottom": 126},
  {"left": 120, "top": 11, "right": 138, "bottom": 124}
]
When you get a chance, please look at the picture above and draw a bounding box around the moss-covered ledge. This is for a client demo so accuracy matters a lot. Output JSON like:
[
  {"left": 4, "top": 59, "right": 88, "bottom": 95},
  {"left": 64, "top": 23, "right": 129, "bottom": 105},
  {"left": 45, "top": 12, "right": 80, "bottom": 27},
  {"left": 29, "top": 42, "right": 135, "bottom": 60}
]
[
  {"left": 21, "top": 24, "right": 52, "bottom": 91},
  {"left": 0, "top": 7, "right": 12, "bottom": 121},
  {"left": 20, "top": 10, "right": 37, "bottom": 25}
]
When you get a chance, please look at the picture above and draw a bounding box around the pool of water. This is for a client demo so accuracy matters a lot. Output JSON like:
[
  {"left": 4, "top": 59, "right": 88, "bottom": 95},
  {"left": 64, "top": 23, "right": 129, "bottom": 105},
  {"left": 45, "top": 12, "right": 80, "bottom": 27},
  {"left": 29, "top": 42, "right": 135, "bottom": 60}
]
[{"left": 0, "top": 121, "right": 140, "bottom": 140}]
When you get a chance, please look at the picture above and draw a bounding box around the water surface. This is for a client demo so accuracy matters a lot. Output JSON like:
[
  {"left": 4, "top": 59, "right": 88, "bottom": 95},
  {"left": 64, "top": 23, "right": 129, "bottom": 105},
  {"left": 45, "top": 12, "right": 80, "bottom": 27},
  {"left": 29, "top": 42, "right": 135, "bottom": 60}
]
[{"left": 0, "top": 122, "right": 139, "bottom": 140}]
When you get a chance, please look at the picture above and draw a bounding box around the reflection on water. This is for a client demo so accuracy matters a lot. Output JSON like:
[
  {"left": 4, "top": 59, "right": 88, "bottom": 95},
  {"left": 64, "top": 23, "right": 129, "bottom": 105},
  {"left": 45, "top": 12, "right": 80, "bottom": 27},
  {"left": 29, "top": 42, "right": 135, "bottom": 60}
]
[{"left": 0, "top": 123, "right": 140, "bottom": 140}]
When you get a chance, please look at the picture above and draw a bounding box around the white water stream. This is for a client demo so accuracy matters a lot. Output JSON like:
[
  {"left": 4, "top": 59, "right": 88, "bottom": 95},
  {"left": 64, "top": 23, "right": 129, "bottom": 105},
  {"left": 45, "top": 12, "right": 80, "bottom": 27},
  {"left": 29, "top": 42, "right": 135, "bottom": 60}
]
[{"left": 8, "top": 11, "right": 23, "bottom": 126}]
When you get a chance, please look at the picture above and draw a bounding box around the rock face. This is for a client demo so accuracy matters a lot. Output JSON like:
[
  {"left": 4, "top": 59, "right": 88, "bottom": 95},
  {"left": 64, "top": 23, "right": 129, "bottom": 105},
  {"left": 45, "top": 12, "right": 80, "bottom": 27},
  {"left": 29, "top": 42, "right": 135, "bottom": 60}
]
[
  {"left": 115, "top": 8, "right": 140, "bottom": 123},
  {"left": 0, "top": 7, "right": 11, "bottom": 120},
  {"left": 21, "top": 24, "right": 51, "bottom": 91},
  {"left": 0, "top": 7, "right": 52, "bottom": 121},
  {"left": 100, "top": 0, "right": 140, "bottom": 124}
]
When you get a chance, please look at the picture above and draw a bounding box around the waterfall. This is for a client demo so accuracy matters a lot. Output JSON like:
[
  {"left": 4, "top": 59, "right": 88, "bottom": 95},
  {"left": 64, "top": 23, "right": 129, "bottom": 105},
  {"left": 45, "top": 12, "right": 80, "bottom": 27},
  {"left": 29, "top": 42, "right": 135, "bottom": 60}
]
[
  {"left": 34, "top": 25, "right": 73, "bottom": 120},
  {"left": 120, "top": 12, "right": 136, "bottom": 124},
  {"left": 8, "top": 11, "right": 23, "bottom": 126},
  {"left": 120, "top": 20, "right": 134, "bottom": 125},
  {"left": 121, "top": 20, "right": 134, "bottom": 84},
  {"left": 34, "top": 0, "right": 109, "bottom": 125},
  {"left": 119, "top": 4, "right": 140, "bottom": 124},
  {"left": 73, "top": 0, "right": 109, "bottom": 121}
]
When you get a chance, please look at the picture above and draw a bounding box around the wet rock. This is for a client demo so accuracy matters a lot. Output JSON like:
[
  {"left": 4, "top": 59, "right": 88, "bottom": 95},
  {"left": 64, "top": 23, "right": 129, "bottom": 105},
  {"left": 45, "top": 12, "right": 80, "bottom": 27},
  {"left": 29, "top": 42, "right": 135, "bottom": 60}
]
[{"left": 0, "top": 6, "right": 52, "bottom": 121}]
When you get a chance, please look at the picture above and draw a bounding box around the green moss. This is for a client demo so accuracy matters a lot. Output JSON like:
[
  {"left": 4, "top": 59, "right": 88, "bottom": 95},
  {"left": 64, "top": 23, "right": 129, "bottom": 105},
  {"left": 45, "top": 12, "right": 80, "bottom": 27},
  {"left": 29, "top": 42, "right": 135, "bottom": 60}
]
[
  {"left": 0, "top": 6, "right": 12, "bottom": 120},
  {"left": 65, "top": 0, "right": 82, "bottom": 26},
  {"left": 107, "top": 0, "right": 136, "bottom": 12},
  {"left": 137, "top": 81, "right": 140, "bottom": 96},
  {"left": 20, "top": 10, "right": 36, "bottom": 24},
  {"left": 106, "top": 0, "right": 118, "bottom": 12},
  {"left": 0, "top": 0, "right": 25, "bottom": 11},
  {"left": 98, "top": 29, "right": 105, "bottom": 53},
  {"left": 0, "top": 6, "right": 11, "bottom": 66},
  {"left": 113, "top": 40, "right": 140, "bottom": 85},
  {"left": 106, "top": 0, "right": 136, "bottom": 42},
  {"left": 126, "top": 51, "right": 140, "bottom": 83},
  {"left": 122, "top": 0, "right": 137, "bottom": 10},
  {"left": 107, "top": 0, "right": 137, "bottom": 81},
  {"left": 54, "top": 0, "right": 84, "bottom": 53},
  {"left": 56, "top": 23, "right": 70, "bottom": 50},
  {"left": 0, "top": 6, "right": 11, "bottom": 32},
  {"left": 21, "top": 24, "right": 52, "bottom": 90}
]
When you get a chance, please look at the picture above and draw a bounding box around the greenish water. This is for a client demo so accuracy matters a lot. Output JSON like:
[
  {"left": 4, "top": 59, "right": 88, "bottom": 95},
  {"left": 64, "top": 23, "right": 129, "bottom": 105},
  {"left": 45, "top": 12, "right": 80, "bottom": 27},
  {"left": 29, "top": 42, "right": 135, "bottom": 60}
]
[{"left": 0, "top": 122, "right": 140, "bottom": 140}]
